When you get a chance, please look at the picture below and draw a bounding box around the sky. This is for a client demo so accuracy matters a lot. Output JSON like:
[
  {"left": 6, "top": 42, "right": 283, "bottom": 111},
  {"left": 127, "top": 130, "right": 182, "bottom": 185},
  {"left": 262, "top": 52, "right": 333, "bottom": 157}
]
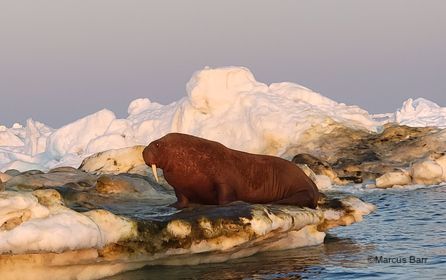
[{"left": 1, "top": 0, "right": 445, "bottom": 128}]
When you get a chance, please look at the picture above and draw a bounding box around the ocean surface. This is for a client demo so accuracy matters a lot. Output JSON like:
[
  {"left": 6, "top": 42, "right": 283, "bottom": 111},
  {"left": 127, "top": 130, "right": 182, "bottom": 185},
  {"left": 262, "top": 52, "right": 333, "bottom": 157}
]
[{"left": 107, "top": 185, "right": 446, "bottom": 280}]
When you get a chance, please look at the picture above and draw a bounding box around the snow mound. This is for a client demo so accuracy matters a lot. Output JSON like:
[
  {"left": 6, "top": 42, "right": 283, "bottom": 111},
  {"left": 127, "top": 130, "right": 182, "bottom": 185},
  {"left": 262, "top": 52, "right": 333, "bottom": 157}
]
[
  {"left": 392, "top": 98, "right": 446, "bottom": 128},
  {"left": 0, "top": 191, "right": 135, "bottom": 254},
  {"left": 0, "top": 67, "right": 445, "bottom": 172}
]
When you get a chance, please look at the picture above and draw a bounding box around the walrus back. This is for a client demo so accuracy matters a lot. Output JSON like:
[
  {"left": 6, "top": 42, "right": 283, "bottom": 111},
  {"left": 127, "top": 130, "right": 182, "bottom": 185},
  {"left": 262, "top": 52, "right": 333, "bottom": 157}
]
[
  {"left": 227, "top": 150, "right": 319, "bottom": 207},
  {"left": 160, "top": 133, "right": 319, "bottom": 208}
]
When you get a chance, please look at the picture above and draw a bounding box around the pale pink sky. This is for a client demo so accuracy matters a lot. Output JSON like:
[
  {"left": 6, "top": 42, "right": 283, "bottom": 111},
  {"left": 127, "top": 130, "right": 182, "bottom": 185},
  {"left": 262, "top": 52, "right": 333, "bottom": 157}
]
[{"left": 1, "top": 0, "right": 445, "bottom": 127}]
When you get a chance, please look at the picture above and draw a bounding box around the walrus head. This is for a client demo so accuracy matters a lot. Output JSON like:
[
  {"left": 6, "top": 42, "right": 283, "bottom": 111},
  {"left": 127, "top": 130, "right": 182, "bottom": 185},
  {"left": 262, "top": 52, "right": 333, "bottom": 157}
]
[
  {"left": 142, "top": 139, "right": 166, "bottom": 183},
  {"left": 143, "top": 133, "right": 213, "bottom": 183}
]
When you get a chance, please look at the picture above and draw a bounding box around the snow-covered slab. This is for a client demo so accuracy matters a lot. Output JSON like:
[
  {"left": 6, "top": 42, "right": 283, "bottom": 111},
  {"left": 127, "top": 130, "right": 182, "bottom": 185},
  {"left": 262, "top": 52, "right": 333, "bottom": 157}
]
[
  {"left": 78, "top": 145, "right": 147, "bottom": 175},
  {"left": 0, "top": 190, "right": 135, "bottom": 254},
  {"left": 0, "top": 189, "right": 375, "bottom": 280}
]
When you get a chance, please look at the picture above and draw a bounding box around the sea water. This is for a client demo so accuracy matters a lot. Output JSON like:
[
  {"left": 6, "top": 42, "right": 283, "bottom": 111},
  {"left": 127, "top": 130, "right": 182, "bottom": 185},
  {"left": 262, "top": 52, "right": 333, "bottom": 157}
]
[{"left": 107, "top": 185, "right": 446, "bottom": 280}]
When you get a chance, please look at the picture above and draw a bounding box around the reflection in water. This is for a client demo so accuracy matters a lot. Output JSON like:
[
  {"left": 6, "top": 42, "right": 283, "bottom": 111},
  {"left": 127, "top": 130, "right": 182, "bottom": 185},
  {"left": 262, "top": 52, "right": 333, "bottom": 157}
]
[
  {"left": 107, "top": 186, "right": 446, "bottom": 279},
  {"left": 107, "top": 235, "right": 373, "bottom": 279}
]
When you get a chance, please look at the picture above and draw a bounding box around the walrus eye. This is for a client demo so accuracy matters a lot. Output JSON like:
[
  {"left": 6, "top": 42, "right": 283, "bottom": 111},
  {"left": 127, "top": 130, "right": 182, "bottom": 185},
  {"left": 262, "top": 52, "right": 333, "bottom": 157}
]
[{"left": 156, "top": 143, "right": 160, "bottom": 148}]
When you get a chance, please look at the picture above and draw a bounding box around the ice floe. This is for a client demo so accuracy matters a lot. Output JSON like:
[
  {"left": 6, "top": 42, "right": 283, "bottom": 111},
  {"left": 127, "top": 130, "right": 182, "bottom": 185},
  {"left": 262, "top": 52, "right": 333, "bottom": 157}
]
[{"left": 0, "top": 189, "right": 375, "bottom": 280}]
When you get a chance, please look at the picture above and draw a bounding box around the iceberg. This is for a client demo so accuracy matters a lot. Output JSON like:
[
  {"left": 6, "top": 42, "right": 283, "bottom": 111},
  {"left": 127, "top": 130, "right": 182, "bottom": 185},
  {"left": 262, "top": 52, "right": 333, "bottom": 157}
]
[
  {"left": 1, "top": 67, "right": 445, "bottom": 173},
  {"left": 390, "top": 98, "right": 446, "bottom": 128},
  {"left": 0, "top": 67, "right": 385, "bottom": 172}
]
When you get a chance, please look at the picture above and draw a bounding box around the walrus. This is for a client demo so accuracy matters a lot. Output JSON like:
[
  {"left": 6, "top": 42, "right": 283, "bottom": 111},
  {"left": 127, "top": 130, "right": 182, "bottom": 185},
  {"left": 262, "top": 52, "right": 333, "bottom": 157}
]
[{"left": 143, "top": 133, "right": 319, "bottom": 209}]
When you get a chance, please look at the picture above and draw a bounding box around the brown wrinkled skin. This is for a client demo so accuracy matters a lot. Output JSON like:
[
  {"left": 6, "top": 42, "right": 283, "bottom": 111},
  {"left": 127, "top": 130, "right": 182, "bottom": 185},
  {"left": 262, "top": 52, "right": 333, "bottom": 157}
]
[{"left": 143, "top": 133, "right": 319, "bottom": 209}]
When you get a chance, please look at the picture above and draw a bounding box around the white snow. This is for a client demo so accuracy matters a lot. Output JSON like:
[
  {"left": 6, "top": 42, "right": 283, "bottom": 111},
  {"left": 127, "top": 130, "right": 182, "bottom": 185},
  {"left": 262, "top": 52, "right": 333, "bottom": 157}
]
[
  {"left": 375, "top": 170, "right": 412, "bottom": 188},
  {"left": 395, "top": 98, "right": 446, "bottom": 128},
  {"left": 47, "top": 109, "right": 116, "bottom": 159},
  {"left": 410, "top": 159, "right": 444, "bottom": 185},
  {"left": 79, "top": 145, "right": 146, "bottom": 175},
  {"left": 0, "top": 191, "right": 135, "bottom": 254},
  {"left": 0, "top": 66, "right": 445, "bottom": 172},
  {"left": 373, "top": 98, "right": 446, "bottom": 128},
  {"left": 0, "top": 131, "right": 24, "bottom": 147}
]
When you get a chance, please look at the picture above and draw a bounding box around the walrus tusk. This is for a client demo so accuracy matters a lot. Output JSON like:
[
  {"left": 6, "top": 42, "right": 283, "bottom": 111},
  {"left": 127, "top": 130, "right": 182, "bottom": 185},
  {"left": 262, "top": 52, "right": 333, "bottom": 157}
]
[{"left": 151, "top": 164, "right": 159, "bottom": 183}]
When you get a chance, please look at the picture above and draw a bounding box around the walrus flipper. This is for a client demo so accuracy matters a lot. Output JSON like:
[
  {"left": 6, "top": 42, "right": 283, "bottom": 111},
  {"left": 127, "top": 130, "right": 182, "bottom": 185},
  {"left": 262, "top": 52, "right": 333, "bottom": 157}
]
[
  {"left": 215, "top": 183, "right": 236, "bottom": 205},
  {"left": 169, "top": 190, "right": 190, "bottom": 209}
]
